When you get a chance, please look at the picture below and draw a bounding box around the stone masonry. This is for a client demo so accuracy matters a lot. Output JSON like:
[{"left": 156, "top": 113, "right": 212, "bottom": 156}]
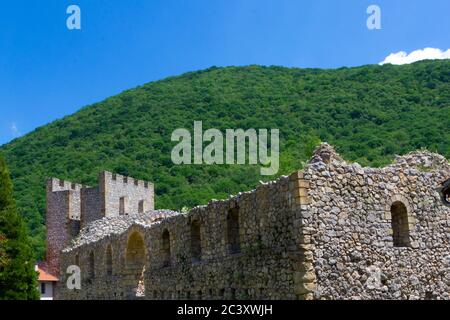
[
  {"left": 48, "top": 144, "right": 449, "bottom": 300},
  {"left": 45, "top": 172, "right": 154, "bottom": 277}
]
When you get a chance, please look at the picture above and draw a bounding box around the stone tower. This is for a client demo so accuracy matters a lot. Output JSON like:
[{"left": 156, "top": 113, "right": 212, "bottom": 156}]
[
  {"left": 45, "top": 172, "right": 154, "bottom": 276},
  {"left": 45, "top": 178, "right": 83, "bottom": 276}
]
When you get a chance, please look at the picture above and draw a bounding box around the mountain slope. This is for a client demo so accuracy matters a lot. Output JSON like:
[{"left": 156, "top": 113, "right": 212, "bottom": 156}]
[{"left": 1, "top": 61, "right": 449, "bottom": 258}]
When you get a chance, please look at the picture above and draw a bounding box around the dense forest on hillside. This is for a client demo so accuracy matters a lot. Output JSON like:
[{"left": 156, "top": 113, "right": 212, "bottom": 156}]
[{"left": 1, "top": 60, "right": 449, "bottom": 258}]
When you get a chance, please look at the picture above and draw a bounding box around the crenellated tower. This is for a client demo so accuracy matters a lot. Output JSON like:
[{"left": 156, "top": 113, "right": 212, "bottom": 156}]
[
  {"left": 45, "top": 178, "right": 84, "bottom": 276},
  {"left": 45, "top": 172, "right": 154, "bottom": 276}
]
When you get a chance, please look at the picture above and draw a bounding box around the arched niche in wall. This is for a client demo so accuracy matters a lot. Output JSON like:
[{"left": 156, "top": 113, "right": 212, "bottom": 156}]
[
  {"left": 437, "top": 179, "right": 450, "bottom": 207},
  {"left": 88, "top": 251, "right": 95, "bottom": 281},
  {"left": 226, "top": 207, "right": 241, "bottom": 254},
  {"left": 124, "top": 231, "right": 146, "bottom": 299},
  {"left": 390, "top": 201, "right": 411, "bottom": 247},
  {"left": 384, "top": 195, "right": 417, "bottom": 248},
  {"left": 105, "top": 244, "right": 113, "bottom": 276},
  {"left": 161, "top": 229, "right": 171, "bottom": 267},
  {"left": 190, "top": 220, "right": 202, "bottom": 262}
]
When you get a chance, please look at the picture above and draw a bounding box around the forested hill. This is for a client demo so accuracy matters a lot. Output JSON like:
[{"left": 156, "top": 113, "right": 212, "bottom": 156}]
[{"left": 1, "top": 60, "right": 449, "bottom": 258}]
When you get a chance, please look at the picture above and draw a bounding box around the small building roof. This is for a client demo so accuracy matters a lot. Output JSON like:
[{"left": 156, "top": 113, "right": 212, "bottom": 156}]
[{"left": 36, "top": 265, "right": 58, "bottom": 282}]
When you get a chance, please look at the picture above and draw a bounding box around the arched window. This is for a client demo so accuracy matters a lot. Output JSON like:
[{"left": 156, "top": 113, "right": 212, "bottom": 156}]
[
  {"left": 126, "top": 232, "right": 146, "bottom": 267},
  {"left": 438, "top": 179, "right": 450, "bottom": 206},
  {"left": 88, "top": 251, "right": 95, "bottom": 279},
  {"left": 125, "top": 232, "right": 146, "bottom": 298},
  {"left": 162, "top": 229, "right": 171, "bottom": 267},
  {"left": 227, "top": 207, "right": 241, "bottom": 254},
  {"left": 190, "top": 220, "right": 202, "bottom": 262},
  {"left": 106, "top": 245, "right": 113, "bottom": 276},
  {"left": 391, "top": 201, "right": 411, "bottom": 247}
]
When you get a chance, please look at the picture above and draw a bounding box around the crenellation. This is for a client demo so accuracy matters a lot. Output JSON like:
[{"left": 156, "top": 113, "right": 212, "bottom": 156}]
[{"left": 48, "top": 178, "right": 84, "bottom": 192}]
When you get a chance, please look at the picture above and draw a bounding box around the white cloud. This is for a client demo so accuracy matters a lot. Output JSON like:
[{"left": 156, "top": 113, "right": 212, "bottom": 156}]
[
  {"left": 10, "top": 122, "right": 21, "bottom": 137},
  {"left": 379, "top": 48, "right": 450, "bottom": 65}
]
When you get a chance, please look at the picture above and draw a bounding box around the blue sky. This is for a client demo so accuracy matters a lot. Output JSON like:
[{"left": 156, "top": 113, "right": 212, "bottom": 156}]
[{"left": 0, "top": 0, "right": 449, "bottom": 145}]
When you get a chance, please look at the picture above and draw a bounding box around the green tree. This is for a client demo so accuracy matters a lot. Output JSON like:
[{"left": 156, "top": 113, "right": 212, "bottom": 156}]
[{"left": 0, "top": 155, "right": 39, "bottom": 300}]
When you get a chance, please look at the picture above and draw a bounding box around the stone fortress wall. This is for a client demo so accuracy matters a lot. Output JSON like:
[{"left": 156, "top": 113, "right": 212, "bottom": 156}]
[
  {"left": 57, "top": 174, "right": 308, "bottom": 300},
  {"left": 49, "top": 144, "right": 450, "bottom": 300}
]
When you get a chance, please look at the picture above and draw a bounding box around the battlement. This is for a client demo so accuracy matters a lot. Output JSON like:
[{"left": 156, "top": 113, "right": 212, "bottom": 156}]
[
  {"left": 101, "top": 171, "right": 153, "bottom": 189},
  {"left": 47, "top": 177, "right": 86, "bottom": 193},
  {"left": 99, "top": 171, "right": 154, "bottom": 217},
  {"left": 46, "top": 179, "right": 82, "bottom": 220}
]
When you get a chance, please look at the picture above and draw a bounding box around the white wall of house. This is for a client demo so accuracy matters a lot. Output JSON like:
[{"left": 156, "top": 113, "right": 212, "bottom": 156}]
[{"left": 39, "top": 281, "right": 54, "bottom": 300}]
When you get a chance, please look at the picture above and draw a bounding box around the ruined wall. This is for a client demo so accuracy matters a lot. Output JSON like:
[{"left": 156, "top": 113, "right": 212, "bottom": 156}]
[
  {"left": 301, "top": 145, "right": 450, "bottom": 300},
  {"left": 57, "top": 176, "right": 310, "bottom": 300}
]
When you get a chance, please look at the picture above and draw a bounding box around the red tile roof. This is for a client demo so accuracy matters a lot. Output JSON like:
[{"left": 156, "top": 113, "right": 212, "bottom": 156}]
[{"left": 37, "top": 265, "right": 58, "bottom": 282}]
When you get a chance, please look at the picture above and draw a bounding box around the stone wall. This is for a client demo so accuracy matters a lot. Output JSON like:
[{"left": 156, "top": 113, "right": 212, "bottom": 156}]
[
  {"left": 57, "top": 175, "right": 310, "bottom": 300},
  {"left": 51, "top": 144, "right": 450, "bottom": 300},
  {"left": 300, "top": 144, "right": 450, "bottom": 300},
  {"left": 80, "top": 187, "right": 102, "bottom": 228}
]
